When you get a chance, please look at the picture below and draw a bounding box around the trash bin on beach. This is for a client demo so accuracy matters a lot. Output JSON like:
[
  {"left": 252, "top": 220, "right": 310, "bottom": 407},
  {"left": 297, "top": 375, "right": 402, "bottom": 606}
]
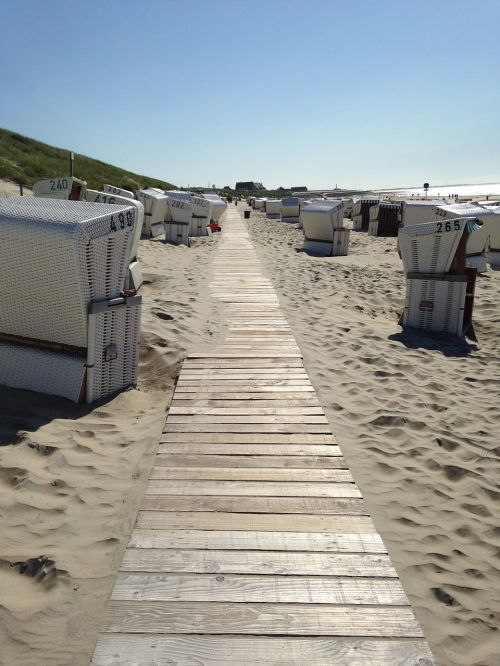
[
  {"left": 244, "top": 210, "right": 251, "bottom": 219},
  {"left": 398, "top": 217, "right": 478, "bottom": 336},
  {"left": 0, "top": 197, "right": 141, "bottom": 402}
]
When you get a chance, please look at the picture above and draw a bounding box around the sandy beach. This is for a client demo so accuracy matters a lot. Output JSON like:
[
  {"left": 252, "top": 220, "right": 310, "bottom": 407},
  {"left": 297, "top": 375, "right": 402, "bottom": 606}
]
[
  {"left": 0, "top": 234, "right": 222, "bottom": 665},
  {"left": 247, "top": 211, "right": 500, "bottom": 666},
  {"left": 0, "top": 199, "right": 498, "bottom": 665}
]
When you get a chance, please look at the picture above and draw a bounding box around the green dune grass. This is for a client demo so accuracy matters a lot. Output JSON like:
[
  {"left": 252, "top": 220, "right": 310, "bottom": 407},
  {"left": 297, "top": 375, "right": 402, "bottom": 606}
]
[{"left": 0, "top": 128, "right": 175, "bottom": 192}]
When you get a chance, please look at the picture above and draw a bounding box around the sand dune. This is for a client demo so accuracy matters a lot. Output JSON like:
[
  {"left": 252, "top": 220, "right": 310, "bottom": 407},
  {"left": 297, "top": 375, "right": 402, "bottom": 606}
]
[
  {"left": 0, "top": 235, "right": 222, "bottom": 665},
  {"left": 248, "top": 213, "right": 500, "bottom": 666}
]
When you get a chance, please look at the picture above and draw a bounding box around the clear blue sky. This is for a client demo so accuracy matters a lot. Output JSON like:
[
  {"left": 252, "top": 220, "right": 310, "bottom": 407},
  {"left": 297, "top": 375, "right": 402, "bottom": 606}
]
[{"left": 1, "top": 0, "right": 499, "bottom": 189}]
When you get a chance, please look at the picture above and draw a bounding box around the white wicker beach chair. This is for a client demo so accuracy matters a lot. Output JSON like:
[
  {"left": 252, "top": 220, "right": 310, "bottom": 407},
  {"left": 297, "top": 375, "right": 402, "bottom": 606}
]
[
  {"left": 300, "top": 200, "right": 345, "bottom": 255},
  {"left": 434, "top": 203, "right": 497, "bottom": 272},
  {"left": 86, "top": 190, "right": 144, "bottom": 260},
  {"left": 137, "top": 189, "right": 170, "bottom": 237},
  {"left": 0, "top": 197, "right": 136, "bottom": 347},
  {"left": 483, "top": 207, "right": 500, "bottom": 269},
  {"left": 368, "top": 204, "right": 380, "bottom": 236},
  {"left": 165, "top": 191, "right": 192, "bottom": 245},
  {"left": 281, "top": 197, "right": 300, "bottom": 222},
  {"left": 0, "top": 198, "right": 141, "bottom": 402},
  {"left": 265, "top": 200, "right": 281, "bottom": 219},
  {"left": 403, "top": 278, "right": 467, "bottom": 336},
  {"left": 352, "top": 199, "right": 379, "bottom": 231},
  {"left": 400, "top": 200, "right": 446, "bottom": 227},
  {"left": 201, "top": 193, "right": 227, "bottom": 224},
  {"left": 332, "top": 229, "right": 350, "bottom": 256},
  {"left": 102, "top": 184, "right": 134, "bottom": 199},
  {"left": 85, "top": 190, "right": 144, "bottom": 291},
  {"left": 190, "top": 195, "right": 213, "bottom": 237},
  {"left": 33, "top": 177, "right": 87, "bottom": 201},
  {"left": 86, "top": 296, "right": 141, "bottom": 402},
  {"left": 398, "top": 218, "right": 469, "bottom": 274}
]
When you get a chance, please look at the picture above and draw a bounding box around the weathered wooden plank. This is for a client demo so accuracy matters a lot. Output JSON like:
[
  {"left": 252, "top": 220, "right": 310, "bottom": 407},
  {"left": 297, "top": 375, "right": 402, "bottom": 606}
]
[
  {"left": 180, "top": 367, "right": 307, "bottom": 373},
  {"left": 157, "top": 443, "right": 342, "bottom": 456},
  {"left": 140, "top": 495, "right": 366, "bottom": 515},
  {"left": 149, "top": 466, "right": 353, "bottom": 482},
  {"left": 160, "top": 433, "right": 337, "bottom": 444},
  {"left": 170, "top": 399, "right": 322, "bottom": 408},
  {"left": 165, "top": 415, "right": 329, "bottom": 425},
  {"left": 92, "top": 635, "right": 435, "bottom": 666},
  {"left": 145, "top": 480, "right": 360, "bottom": 498},
  {"left": 168, "top": 405, "right": 324, "bottom": 416},
  {"left": 163, "top": 424, "right": 332, "bottom": 434},
  {"left": 174, "top": 385, "right": 314, "bottom": 393},
  {"left": 171, "top": 392, "right": 322, "bottom": 401},
  {"left": 135, "top": 512, "right": 376, "bottom": 533},
  {"left": 188, "top": 352, "right": 303, "bottom": 358},
  {"left": 128, "top": 529, "right": 387, "bottom": 553},
  {"left": 111, "top": 573, "right": 408, "bottom": 604},
  {"left": 153, "top": 454, "right": 348, "bottom": 469},
  {"left": 120, "top": 549, "right": 396, "bottom": 577},
  {"left": 177, "top": 374, "right": 309, "bottom": 381},
  {"left": 182, "top": 362, "right": 305, "bottom": 368},
  {"left": 101, "top": 601, "right": 421, "bottom": 636}
]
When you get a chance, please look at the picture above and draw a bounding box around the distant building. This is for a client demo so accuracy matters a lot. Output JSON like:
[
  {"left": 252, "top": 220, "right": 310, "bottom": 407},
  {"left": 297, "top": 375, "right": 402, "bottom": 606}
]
[
  {"left": 291, "top": 186, "right": 308, "bottom": 192},
  {"left": 235, "top": 181, "right": 265, "bottom": 191}
]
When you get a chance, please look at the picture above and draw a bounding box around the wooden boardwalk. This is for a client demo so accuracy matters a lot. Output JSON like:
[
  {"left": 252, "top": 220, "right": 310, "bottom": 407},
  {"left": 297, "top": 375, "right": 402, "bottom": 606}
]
[{"left": 92, "top": 208, "right": 434, "bottom": 665}]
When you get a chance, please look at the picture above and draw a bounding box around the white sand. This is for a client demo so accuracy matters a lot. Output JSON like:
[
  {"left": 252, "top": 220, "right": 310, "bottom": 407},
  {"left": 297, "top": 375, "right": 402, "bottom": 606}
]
[
  {"left": 0, "top": 235, "right": 222, "bottom": 665},
  {"left": 0, "top": 195, "right": 499, "bottom": 666},
  {"left": 248, "top": 212, "right": 500, "bottom": 666}
]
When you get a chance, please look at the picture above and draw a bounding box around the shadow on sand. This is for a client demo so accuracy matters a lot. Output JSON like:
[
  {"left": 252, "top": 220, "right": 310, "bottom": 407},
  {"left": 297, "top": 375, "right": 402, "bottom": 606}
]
[
  {"left": 389, "top": 328, "right": 478, "bottom": 358},
  {"left": 0, "top": 385, "right": 111, "bottom": 446}
]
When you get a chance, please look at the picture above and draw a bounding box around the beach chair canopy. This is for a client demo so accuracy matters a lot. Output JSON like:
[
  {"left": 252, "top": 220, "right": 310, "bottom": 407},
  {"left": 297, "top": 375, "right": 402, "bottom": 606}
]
[
  {"left": 137, "top": 188, "right": 170, "bottom": 236},
  {"left": 401, "top": 199, "right": 447, "bottom": 227},
  {"left": 0, "top": 197, "right": 136, "bottom": 347},
  {"left": 266, "top": 200, "right": 281, "bottom": 216},
  {"left": 86, "top": 189, "right": 144, "bottom": 262},
  {"left": 167, "top": 191, "right": 192, "bottom": 224},
  {"left": 435, "top": 203, "right": 497, "bottom": 256},
  {"left": 352, "top": 198, "right": 379, "bottom": 217},
  {"left": 202, "top": 193, "right": 227, "bottom": 222},
  {"left": 103, "top": 184, "right": 134, "bottom": 199},
  {"left": 300, "top": 200, "right": 345, "bottom": 242},
  {"left": 398, "top": 217, "right": 472, "bottom": 274},
  {"left": 190, "top": 195, "right": 213, "bottom": 236},
  {"left": 33, "top": 177, "right": 87, "bottom": 201}
]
